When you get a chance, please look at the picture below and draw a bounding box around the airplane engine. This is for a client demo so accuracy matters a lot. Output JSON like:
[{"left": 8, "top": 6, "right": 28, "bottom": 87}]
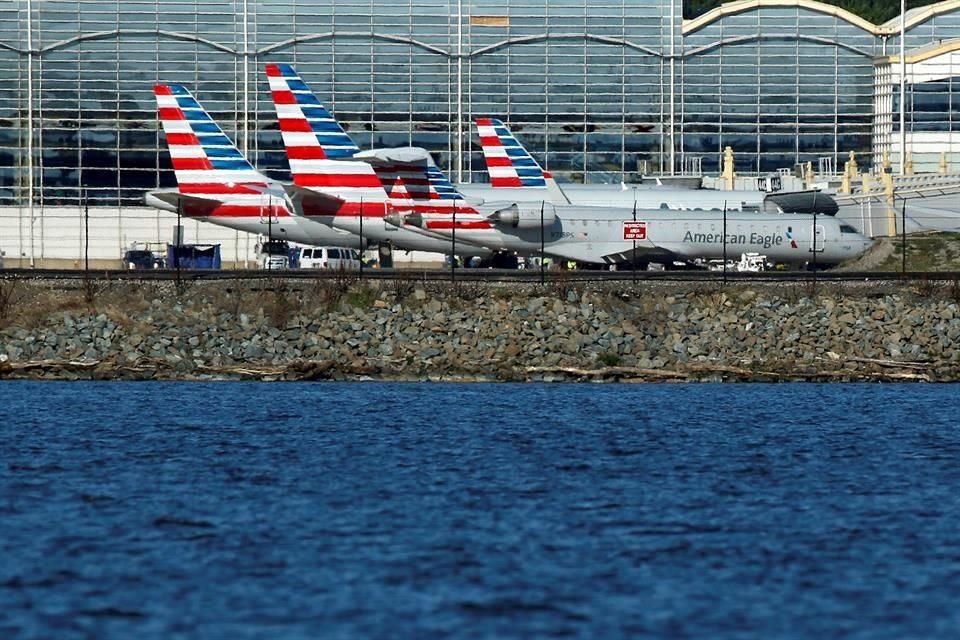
[{"left": 487, "top": 203, "right": 557, "bottom": 229}]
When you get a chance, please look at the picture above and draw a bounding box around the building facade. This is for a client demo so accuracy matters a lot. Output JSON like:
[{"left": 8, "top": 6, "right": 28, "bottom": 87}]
[{"left": 2, "top": 0, "right": 960, "bottom": 263}]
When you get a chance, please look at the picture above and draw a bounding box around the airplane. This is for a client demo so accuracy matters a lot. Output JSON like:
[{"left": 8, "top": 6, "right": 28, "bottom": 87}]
[
  {"left": 264, "top": 63, "right": 490, "bottom": 257},
  {"left": 402, "top": 200, "right": 875, "bottom": 269},
  {"left": 469, "top": 117, "right": 839, "bottom": 216},
  {"left": 147, "top": 84, "right": 364, "bottom": 249},
  {"left": 257, "top": 86, "right": 865, "bottom": 268},
  {"left": 352, "top": 144, "right": 873, "bottom": 268},
  {"left": 259, "top": 65, "right": 862, "bottom": 266}
]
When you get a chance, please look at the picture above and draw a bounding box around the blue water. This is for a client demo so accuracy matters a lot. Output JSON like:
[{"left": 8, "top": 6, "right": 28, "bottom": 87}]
[{"left": 1, "top": 382, "right": 959, "bottom": 639}]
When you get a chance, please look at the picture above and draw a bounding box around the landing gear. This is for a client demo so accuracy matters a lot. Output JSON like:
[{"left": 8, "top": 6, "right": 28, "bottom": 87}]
[{"left": 378, "top": 241, "right": 394, "bottom": 269}]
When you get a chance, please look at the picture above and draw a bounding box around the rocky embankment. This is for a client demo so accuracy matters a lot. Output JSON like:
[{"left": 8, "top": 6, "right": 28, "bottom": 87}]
[{"left": 1, "top": 277, "right": 960, "bottom": 382}]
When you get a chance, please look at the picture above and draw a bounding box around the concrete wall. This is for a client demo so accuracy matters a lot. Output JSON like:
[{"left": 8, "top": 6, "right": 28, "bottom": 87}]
[{"left": 0, "top": 206, "right": 445, "bottom": 269}]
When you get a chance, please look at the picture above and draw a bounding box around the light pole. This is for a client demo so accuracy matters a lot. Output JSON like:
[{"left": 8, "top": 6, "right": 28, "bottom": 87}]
[
  {"left": 631, "top": 198, "right": 637, "bottom": 283},
  {"left": 540, "top": 200, "right": 545, "bottom": 285},
  {"left": 899, "top": 0, "right": 907, "bottom": 175},
  {"left": 266, "top": 192, "right": 273, "bottom": 273},
  {"left": 176, "top": 196, "right": 182, "bottom": 288},
  {"left": 359, "top": 196, "right": 364, "bottom": 278},
  {"left": 722, "top": 201, "right": 727, "bottom": 285},
  {"left": 451, "top": 198, "right": 457, "bottom": 283},
  {"left": 83, "top": 189, "right": 89, "bottom": 273}
]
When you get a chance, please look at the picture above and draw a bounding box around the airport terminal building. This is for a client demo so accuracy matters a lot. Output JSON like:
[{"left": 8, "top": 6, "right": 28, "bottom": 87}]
[{"left": 2, "top": 0, "right": 960, "bottom": 264}]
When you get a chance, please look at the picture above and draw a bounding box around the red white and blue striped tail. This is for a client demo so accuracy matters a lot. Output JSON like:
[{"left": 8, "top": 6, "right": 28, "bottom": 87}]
[
  {"left": 475, "top": 117, "right": 551, "bottom": 188},
  {"left": 264, "top": 63, "right": 386, "bottom": 205},
  {"left": 154, "top": 84, "right": 268, "bottom": 197}
]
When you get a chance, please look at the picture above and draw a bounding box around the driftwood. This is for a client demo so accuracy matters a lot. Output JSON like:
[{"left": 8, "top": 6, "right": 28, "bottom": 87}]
[
  {"left": 195, "top": 363, "right": 286, "bottom": 378},
  {"left": 0, "top": 356, "right": 940, "bottom": 382},
  {"left": 525, "top": 362, "right": 934, "bottom": 383},
  {"left": 525, "top": 365, "right": 688, "bottom": 380},
  {"left": 842, "top": 356, "right": 933, "bottom": 371},
  {"left": 0, "top": 359, "right": 101, "bottom": 376}
]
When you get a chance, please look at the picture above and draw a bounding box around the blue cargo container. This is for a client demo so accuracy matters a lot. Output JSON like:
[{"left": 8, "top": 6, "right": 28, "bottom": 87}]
[{"left": 166, "top": 244, "right": 222, "bottom": 269}]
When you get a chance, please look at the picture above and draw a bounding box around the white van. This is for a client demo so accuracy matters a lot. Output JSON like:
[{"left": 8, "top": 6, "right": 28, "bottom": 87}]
[{"left": 299, "top": 247, "right": 361, "bottom": 270}]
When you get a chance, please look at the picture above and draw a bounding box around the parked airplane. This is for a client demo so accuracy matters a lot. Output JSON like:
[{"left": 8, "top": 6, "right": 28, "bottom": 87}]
[
  {"left": 402, "top": 202, "right": 874, "bottom": 269},
  {"left": 264, "top": 63, "right": 489, "bottom": 257},
  {"left": 351, "top": 145, "right": 873, "bottom": 268},
  {"left": 147, "top": 84, "right": 363, "bottom": 249},
  {"left": 471, "top": 117, "right": 839, "bottom": 215},
  {"left": 264, "top": 64, "right": 835, "bottom": 228}
]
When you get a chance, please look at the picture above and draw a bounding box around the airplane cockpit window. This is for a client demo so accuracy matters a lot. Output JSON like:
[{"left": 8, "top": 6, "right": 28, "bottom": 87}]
[
  {"left": 659, "top": 203, "right": 670, "bottom": 209},
  {"left": 839, "top": 224, "right": 858, "bottom": 233}
]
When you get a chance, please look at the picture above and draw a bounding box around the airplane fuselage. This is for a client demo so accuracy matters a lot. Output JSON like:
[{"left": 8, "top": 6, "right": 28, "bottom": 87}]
[
  {"left": 145, "top": 189, "right": 363, "bottom": 248},
  {"left": 414, "top": 206, "right": 874, "bottom": 267}
]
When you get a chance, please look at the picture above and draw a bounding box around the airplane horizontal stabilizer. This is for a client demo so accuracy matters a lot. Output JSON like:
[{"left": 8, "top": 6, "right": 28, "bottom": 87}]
[
  {"left": 349, "top": 147, "right": 433, "bottom": 167},
  {"left": 145, "top": 190, "right": 222, "bottom": 214},
  {"left": 545, "top": 177, "right": 572, "bottom": 205},
  {"left": 282, "top": 183, "right": 345, "bottom": 214}
]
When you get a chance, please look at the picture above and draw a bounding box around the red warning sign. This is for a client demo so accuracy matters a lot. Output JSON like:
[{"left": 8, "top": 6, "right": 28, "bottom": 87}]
[{"left": 623, "top": 221, "right": 647, "bottom": 241}]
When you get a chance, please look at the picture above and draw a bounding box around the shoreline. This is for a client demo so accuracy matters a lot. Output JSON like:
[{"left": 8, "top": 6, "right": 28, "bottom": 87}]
[{"left": 2, "top": 278, "right": 959, "bottom": 382}]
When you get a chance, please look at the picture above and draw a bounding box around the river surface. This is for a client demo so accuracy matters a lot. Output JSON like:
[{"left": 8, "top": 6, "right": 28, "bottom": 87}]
[{"left": 2, "top": 381, "right": 959, "bottom": 639}]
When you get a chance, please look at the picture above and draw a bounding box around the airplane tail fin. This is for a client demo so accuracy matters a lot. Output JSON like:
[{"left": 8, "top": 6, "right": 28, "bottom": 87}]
[
  {"left": 154, "top": 84, "right": 268, "bottom": 196},
  {"left": 385, "top": 174, "right": 415, "bottom": 213},
  {"left": 475, "top": 117, "right": 551, "bottom": 187},
  {"left": 264, "top": 63, "right": 385, "bottom": 204},
  {"left": 474, "top": 117, "right": 570, "bottom": 203}
]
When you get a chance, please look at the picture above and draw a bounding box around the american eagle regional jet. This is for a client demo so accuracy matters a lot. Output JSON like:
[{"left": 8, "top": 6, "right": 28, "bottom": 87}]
[
  {"left": 355, "top": 148, "right": 874, "bottom": 268},
  {"left": 469, "top": 117, "right": 839, "bottom": 216}
]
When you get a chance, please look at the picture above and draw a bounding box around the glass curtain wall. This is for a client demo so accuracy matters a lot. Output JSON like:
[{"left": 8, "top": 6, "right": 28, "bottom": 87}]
[
  {"left": 4, "top": 0, "right": 681, "bottom": 207},
  {"left": 681, "top": 5, "right": 878, "bottom": 175}
]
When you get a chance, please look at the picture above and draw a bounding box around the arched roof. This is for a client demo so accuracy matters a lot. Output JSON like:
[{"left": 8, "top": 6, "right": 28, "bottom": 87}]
[
  {"left": 684, "top": 0, "right": 878, "bottom": 35},
  {"left": 877, "top": 36, "right": 960, "bottom": 64},
  {"left": 684, "top": 0, "right": 960, "bottom": 36}
]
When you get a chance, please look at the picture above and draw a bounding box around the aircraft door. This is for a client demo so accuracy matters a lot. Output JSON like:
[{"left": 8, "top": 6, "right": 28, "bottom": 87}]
[
  {"left": 259, "top": 200, "right": 280, "bottom": 226},
  {"left": 381, "top": 203, "right": 397, "bottom": 232},
  {"left": 810, "top": 224, "right": 825, "bottom": 252}
]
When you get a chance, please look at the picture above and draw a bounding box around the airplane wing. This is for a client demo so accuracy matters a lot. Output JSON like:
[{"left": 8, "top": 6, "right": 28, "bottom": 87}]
[
  {"left": 599, "top": 244, "right": 674, "bottom": 264},
  {"left": 282, "top": 184, "right": 345, "bottom": 215}
]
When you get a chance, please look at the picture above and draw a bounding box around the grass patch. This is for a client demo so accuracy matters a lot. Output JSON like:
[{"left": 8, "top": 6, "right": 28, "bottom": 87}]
[{"left": 871, "top": 232, "right": 960, "bottom": 272}]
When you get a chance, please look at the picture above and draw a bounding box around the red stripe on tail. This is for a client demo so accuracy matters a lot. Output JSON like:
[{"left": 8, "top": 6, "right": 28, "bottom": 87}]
[
  {"left": 171, "top": 157, "right": 214, "bottom": 171},
  {"left": 271, "top": 90, "right": 297, "bottom": 105},
  {"left": 278, "top": 118, "right": 314, "bottom": 133},
  {"left": 293, "top": 173, "right": 384, "bottom": 188},
  {"left": 158, "top": 107, "right": 186, "bottom": 121},
  {"left": 286, "top": 146, "right": 328, "bottom": 160},
  {"left": 165, "top": 132, "right": 201, "bottom": 146},
  {"left": 490, "top": 177, "right": 524, "bottom": 187}
]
